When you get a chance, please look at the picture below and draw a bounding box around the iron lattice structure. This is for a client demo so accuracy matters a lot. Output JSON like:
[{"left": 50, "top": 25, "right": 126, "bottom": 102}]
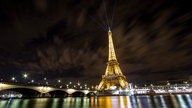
[{"left": 98, "top": 30, "right": 129, "bottom": 90}]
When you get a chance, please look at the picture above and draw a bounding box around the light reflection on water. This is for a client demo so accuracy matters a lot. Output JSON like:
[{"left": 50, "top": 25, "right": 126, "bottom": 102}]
[{"left": 0, "top": 94, "right": 191, "bottom": 108}]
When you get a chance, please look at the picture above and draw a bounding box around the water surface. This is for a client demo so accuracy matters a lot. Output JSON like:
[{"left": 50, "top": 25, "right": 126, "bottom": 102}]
[{"left": 0, "top": 94, "right": 191, "bottom": 108}]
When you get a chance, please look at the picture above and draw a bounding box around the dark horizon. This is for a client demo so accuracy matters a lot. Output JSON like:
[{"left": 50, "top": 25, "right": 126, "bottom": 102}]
[{"left": 0, "top": 0, "right": 192, "bottom": 86}]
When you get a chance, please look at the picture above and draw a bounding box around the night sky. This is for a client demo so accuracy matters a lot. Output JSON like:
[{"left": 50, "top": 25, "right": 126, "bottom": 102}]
[{"left": 0, "top": 0, "right": 192, "bottom": 86}]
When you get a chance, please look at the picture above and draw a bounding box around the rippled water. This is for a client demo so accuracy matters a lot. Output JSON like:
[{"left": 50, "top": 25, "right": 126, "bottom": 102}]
[{"left": 0, "top": 94, "right": 192, "bottom": 108}]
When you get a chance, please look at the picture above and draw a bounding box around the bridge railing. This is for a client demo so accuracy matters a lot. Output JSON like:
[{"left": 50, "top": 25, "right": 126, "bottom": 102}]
[{"left": 0, "top": 81, "right": 91, "bottom": 90}]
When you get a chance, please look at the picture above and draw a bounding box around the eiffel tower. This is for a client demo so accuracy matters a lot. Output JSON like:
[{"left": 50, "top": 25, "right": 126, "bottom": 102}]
[{"left": 98, "top": 29, "right": 129, "bottom": 90}]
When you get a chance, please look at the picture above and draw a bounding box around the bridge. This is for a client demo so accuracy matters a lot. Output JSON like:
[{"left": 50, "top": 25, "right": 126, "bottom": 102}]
[{"left": 0, "top": 82, "right": 96, "bottom": 98}]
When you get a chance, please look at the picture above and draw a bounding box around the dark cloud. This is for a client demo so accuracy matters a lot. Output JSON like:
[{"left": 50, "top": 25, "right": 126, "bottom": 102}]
[{"left": 0, "top": 0, "right": 192, "bottom": 85}]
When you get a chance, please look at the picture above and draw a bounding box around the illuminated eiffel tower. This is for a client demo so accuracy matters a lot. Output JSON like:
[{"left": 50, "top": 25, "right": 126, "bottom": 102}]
[{"left": 98, "top": 29, "right": 129, "bottom": 90}]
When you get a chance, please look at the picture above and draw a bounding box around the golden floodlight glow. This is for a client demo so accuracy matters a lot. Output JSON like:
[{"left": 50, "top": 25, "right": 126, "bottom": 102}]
[
  {"left": 66, "top": 89, "right": 76, "bottom": 94},
  {"left": 0, "top": 83, "right": 5, "bottom": 87},
  {"left": 98, "top": 30, "right": 129, "bottom": 90},
  {"left": 39, "top": 86, "right": 51, "bottom": 93}
]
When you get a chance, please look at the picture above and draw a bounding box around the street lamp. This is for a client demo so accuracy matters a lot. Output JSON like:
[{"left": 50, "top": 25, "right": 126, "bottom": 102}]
[
  {"left": 31, "top": 80, "right": 34, "bottom": 83},
  {"left": 11, "top": 77, "right": 16, "bottom": 81},
  {"left": 58, "top": 80, "right": 61, "bottom": 83},
  {"left": 43, "top": 77, "right": 47, "bottom": 85},
  {"left": 46, "top": 82, "right": 48, "bottom": 85},
  {"left": 23, "top": 73, "right": 28, "bottom": 79}
]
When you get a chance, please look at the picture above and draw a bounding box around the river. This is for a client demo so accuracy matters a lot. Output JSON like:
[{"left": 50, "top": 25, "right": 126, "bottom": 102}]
[{"left": 0, "top": 94, "right": 192, "bottom": 108}]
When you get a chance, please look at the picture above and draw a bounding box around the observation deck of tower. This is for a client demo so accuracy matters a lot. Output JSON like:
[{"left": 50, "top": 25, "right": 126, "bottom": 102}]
[{"left": 98, "top": 29, "right": 129, "bottom": 90}]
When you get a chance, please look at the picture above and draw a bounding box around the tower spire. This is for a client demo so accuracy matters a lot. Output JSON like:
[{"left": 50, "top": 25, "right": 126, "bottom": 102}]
[{"left": 108, "top": 29, "right": 117, "bottom": 61}]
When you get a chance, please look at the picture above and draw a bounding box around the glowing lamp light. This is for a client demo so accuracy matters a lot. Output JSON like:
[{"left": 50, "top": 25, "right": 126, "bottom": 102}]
[
  {"left": 39, "top": 86, "right": 51, "bottom": 93},
  {"left": 23, "top": 73, "right": 28, "bottom": 79},
  {"left": 58, "top": 80, "right": 61, "bottom": 83},
  {"left": 11, "top": 77, "right": 16, "bottom": 81},
  {"left": 110, "top": 86, "right": 117, "bottom": 90},
  {"left": 66, "top": 89, "right": 76, "bottom": 94},
  {"left": 83, "top": 90, "right": 89, "bottom": 94},
  {"left": 0, "top": 83, "right": 5, "bottom": 87}
]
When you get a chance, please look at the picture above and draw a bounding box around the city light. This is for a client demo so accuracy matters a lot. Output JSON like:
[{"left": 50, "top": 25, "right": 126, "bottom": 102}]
[
  {"left": 58, "top": 80, "right": 61, "bottom": 83},
  {"left": 11, "top": 77, "right": 16, "bottom": 81},
  {"left": 31, "top": 80, "right": 34, "bottom": 83},
  {"left": 0, "top": 83, "right": 5, "bottom": 87},
  {"left": 44, "top": 77, "right": 47, "bottom": 80},
  {"left": 23, "top": 73, "right": 28, "bottom": 79}
]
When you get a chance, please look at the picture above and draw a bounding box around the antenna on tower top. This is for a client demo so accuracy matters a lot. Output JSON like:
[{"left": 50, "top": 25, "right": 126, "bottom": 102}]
[{"left": 108, "top": 27, "right": 111, "bottom": 32}]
